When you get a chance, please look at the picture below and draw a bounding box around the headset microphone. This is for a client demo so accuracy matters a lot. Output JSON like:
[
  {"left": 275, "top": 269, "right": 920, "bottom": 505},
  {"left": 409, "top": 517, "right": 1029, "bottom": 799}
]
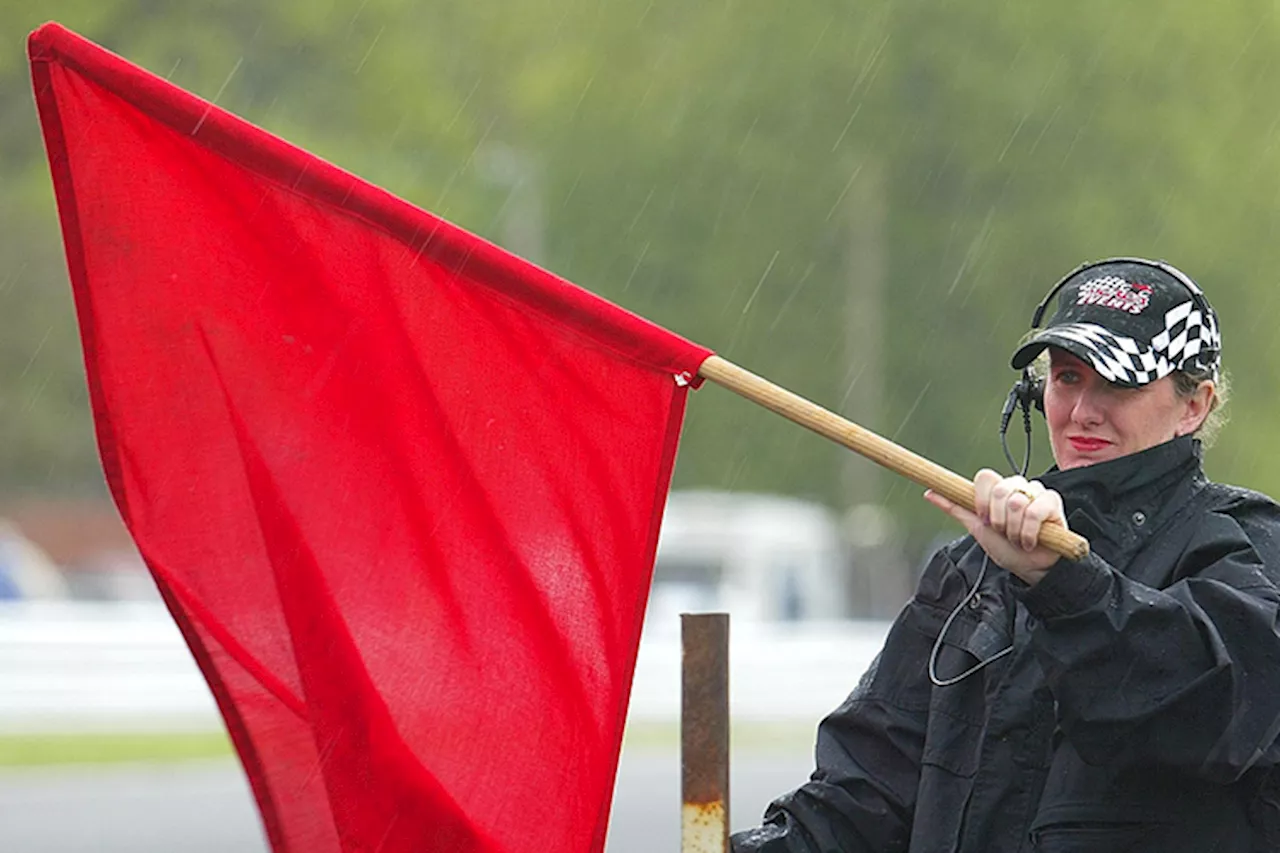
[
  {"left": 999, "top": 369, "right": 1038, "bottom": 476},
  {"left": 999, "top": 386, "right": 1019, "bottom": 433}
]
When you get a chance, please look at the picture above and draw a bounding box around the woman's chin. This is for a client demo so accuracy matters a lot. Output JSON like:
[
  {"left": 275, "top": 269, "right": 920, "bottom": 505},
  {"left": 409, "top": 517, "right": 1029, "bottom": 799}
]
[{"left": 1055, "top": 446, "right": 1122, "bottom": 470}]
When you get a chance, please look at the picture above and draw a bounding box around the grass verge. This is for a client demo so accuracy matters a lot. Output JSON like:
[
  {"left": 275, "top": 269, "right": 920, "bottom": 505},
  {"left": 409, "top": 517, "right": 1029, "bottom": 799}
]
[
  {"left": 622, "top": 720, "right": 816, "bottom": 753},
  {"left": 0, "top": 720, "right": 816, "bottom": 768},
  {"left": 0, "top": 730, "right": 233, "bottom": 768}
]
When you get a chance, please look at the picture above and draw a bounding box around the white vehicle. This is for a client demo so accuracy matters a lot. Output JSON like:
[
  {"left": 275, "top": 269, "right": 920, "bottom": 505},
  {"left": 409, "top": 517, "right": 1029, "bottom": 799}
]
[
  {"left": 647, "top": 490, "right": 851, "bottom": 625},
  {"left": 0, "top": 520, "right": 67, "bottom": 601}
]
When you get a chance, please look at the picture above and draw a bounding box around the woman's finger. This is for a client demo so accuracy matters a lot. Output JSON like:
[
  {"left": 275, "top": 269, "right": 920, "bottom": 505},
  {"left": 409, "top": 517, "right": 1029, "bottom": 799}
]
[
  {"left": 924, "top": 489, "right": 976, "bottom": 526},
  {"left": 1019, "top": 489, "right": 1065, "bottom": 552},
  {"left": 973, "top": 469, "right": 1001, "bottom": 525},
  {"left": 989, "top": 474, "right": 1031, "bottom": 537},
  {"left": 1005, "top": 488, "right": 1034, "bottom": 545}
]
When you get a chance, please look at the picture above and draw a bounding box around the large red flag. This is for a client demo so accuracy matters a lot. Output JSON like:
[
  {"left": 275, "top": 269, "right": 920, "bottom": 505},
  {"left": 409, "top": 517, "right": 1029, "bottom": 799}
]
[{"left": 29, "top": 22, "right": 712, "bottom": 853}]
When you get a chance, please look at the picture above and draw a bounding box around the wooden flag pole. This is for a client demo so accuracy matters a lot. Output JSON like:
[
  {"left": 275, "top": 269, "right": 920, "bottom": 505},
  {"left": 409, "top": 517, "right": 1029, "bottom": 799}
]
[{"left": 696, "top": 355, "right": 1090, "bottom": 562}]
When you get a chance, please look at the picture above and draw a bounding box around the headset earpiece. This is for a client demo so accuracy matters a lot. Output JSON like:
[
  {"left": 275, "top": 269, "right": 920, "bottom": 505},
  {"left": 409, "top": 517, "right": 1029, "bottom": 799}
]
[
  {"left": 1000, "top": 368, "right": 1041, "bottom": 434},
  {"left": 1014, "top": 368, "right": 1044, "bottom": 414}
]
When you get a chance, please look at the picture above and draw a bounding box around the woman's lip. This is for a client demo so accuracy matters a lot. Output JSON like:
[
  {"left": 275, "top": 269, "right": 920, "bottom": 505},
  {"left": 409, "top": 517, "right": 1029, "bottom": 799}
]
[{"left": 1068, "top": 437, "right": 1113, "bottom": 451}]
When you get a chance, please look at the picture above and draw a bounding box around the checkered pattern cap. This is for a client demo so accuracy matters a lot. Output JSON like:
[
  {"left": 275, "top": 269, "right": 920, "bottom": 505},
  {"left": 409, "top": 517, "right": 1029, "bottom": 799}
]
[{"left": 1010, "top": 259, "right": 1221, "bottom": 387}]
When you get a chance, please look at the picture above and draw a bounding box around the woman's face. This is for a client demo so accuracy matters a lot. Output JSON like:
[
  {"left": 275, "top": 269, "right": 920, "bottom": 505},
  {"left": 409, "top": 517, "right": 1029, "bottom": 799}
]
[{"left": 1044, "top": 348, "right": 1212, "bottom": 470}]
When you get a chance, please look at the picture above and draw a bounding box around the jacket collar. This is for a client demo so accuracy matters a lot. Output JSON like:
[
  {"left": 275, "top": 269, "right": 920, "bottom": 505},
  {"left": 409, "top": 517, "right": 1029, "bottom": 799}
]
[
  {"left": 1037, "top": 436, "right": 1205, "bottom": 564},
  {"left": 1039, "top": 434, "right": 1203, "bottom": 514}
]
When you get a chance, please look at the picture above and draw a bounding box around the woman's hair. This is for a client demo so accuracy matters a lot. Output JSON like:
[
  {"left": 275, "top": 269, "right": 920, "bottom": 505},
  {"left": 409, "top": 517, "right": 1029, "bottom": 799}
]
[
  {"left": 1172, "top": 366, "right": 1229, "bottom": 447},
  {"left": 1023, "top": 346, "right": 1230, "bottom": 448}
]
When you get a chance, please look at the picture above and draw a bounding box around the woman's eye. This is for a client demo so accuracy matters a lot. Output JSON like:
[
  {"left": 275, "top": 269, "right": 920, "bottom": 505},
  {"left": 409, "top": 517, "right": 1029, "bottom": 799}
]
[{"left": 1053, "top": 370, "right": 1079, "bottom": 384}]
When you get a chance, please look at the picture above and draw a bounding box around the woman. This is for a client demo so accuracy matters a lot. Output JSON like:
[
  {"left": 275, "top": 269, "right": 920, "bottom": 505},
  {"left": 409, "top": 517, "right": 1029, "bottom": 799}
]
[{"left": 732, "top": 258, "right": 1280, "bottom": 853}]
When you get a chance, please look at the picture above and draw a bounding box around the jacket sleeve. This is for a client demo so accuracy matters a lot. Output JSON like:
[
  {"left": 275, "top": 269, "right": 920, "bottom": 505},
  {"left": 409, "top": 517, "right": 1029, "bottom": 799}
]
[
  {"left": 1017, "top": 493, "right": 1280, "bottom": 783},
  {"left": 731, "top": 547, "right": 965, "bottom": 853}
]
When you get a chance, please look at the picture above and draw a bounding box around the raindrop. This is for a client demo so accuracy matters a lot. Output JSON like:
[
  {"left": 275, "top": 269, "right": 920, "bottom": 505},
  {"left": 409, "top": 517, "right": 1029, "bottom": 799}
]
[
  {"left": 568, "top": 72, "right": 598, "bottom": 123},
  {"left": 740, "top": 250, "right": 780, "bottom": 316},
  {"left": 18, "top": 328, "right": 53, "bottom": 381},
  {"left": 622, "top": 242, "right": 650, "bottom": 291},
  {"left": 191, "top": 57, "right": 244, "bottom": 135},
  {"left": 825, "top": 164, "right": 864, "bottom": 222},
  {"left": 20, "top": 374, "right": 52, "bottom": 415},
  {"left": 442, "top": 79, "right": 481, "bottom": 134},
  {"left": 768, "top": 262, "right": 816, "bottom": 332},
  {"left": 831, "top": 104, "right": 862, "bottom": 152},
  {"left": 354, "top": 27, "right": 385, "bottom": 75},
  {"left": 996, "top": 114, "right": 1029, "bottom": 164},
  {"left": 891, "top": 381, "right": 933, "bottom": 441},
  {"left": 348, "top": 0, "right": 371, "bottom": 26},
  {"left": 626, "top": 189, "right": 655, "bottom": 234},
  {"left": 737, "top": 114, "right": 760, "bottom": 156}
]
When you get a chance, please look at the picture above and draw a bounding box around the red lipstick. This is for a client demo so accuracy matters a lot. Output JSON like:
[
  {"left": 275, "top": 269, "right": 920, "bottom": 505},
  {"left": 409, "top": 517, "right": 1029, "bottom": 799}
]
[{"left": 1068, "top": 436, "right": 1112, "bottom": 452}]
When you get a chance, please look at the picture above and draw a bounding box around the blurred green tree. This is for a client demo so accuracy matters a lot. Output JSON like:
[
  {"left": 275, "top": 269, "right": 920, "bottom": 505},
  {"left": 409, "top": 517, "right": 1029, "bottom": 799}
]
[{"left": 5, "top": 0, "right": 1280, "bottom": 563}]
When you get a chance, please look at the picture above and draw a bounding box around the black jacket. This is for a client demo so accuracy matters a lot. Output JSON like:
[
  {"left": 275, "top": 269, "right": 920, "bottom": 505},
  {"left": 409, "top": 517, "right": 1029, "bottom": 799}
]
[{"left": 732, "top": 437, "right": 1280, "bottom": 853}]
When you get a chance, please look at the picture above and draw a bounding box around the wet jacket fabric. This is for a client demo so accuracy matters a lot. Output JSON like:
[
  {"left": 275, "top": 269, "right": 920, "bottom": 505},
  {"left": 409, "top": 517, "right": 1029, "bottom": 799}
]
[{"left": 731, "top": 436, "right": 1280, "bottom": 853}]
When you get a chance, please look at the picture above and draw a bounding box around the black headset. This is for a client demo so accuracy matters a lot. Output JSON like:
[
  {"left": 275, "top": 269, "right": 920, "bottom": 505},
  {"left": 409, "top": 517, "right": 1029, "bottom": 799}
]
[{"left": 999, "top": 256, "right": 1218, "bottom": 474}]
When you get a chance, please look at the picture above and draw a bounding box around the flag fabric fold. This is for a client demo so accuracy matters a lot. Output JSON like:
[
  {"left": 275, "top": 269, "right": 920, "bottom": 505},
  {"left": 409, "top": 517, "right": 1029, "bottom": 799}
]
[{"left": 29, "top": 21, "right": 712, "bottom": 853}]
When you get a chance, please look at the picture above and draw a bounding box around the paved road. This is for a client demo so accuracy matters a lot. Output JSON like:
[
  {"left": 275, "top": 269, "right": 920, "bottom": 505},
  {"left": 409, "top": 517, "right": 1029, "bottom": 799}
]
[{"left": 0, "top": 747, "right": 813, "bottom": 852}]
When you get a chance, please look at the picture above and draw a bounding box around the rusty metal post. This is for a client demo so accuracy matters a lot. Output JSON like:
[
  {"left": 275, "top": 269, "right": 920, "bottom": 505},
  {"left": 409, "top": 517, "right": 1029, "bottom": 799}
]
[{"left": 681, "top": 612, "right": 729, "bottom": 853}]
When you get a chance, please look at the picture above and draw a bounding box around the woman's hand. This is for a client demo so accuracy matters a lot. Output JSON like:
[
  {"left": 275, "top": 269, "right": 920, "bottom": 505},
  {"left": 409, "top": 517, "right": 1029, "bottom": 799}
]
[{"left": 923, "top": 470, "right": 1069, "bottom": 585}]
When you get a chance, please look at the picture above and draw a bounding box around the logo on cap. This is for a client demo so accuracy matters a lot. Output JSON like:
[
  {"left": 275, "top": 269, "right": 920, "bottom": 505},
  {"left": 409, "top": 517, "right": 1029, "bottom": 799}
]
[{"left": 1076, "top": 276, "right": 1153, "bottom": 315}]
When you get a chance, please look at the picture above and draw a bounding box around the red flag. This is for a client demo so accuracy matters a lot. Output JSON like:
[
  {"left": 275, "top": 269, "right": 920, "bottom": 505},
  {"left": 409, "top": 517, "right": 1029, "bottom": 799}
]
[{"left": 29, "top": 22, "right": 712, "bottom": 853}]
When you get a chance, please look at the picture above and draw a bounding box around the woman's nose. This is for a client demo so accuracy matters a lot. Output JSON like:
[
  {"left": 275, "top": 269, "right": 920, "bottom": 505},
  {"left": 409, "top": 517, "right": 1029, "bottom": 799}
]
[{"left": 1071, "top": 387, "right": 1105, "bottom": 425}]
